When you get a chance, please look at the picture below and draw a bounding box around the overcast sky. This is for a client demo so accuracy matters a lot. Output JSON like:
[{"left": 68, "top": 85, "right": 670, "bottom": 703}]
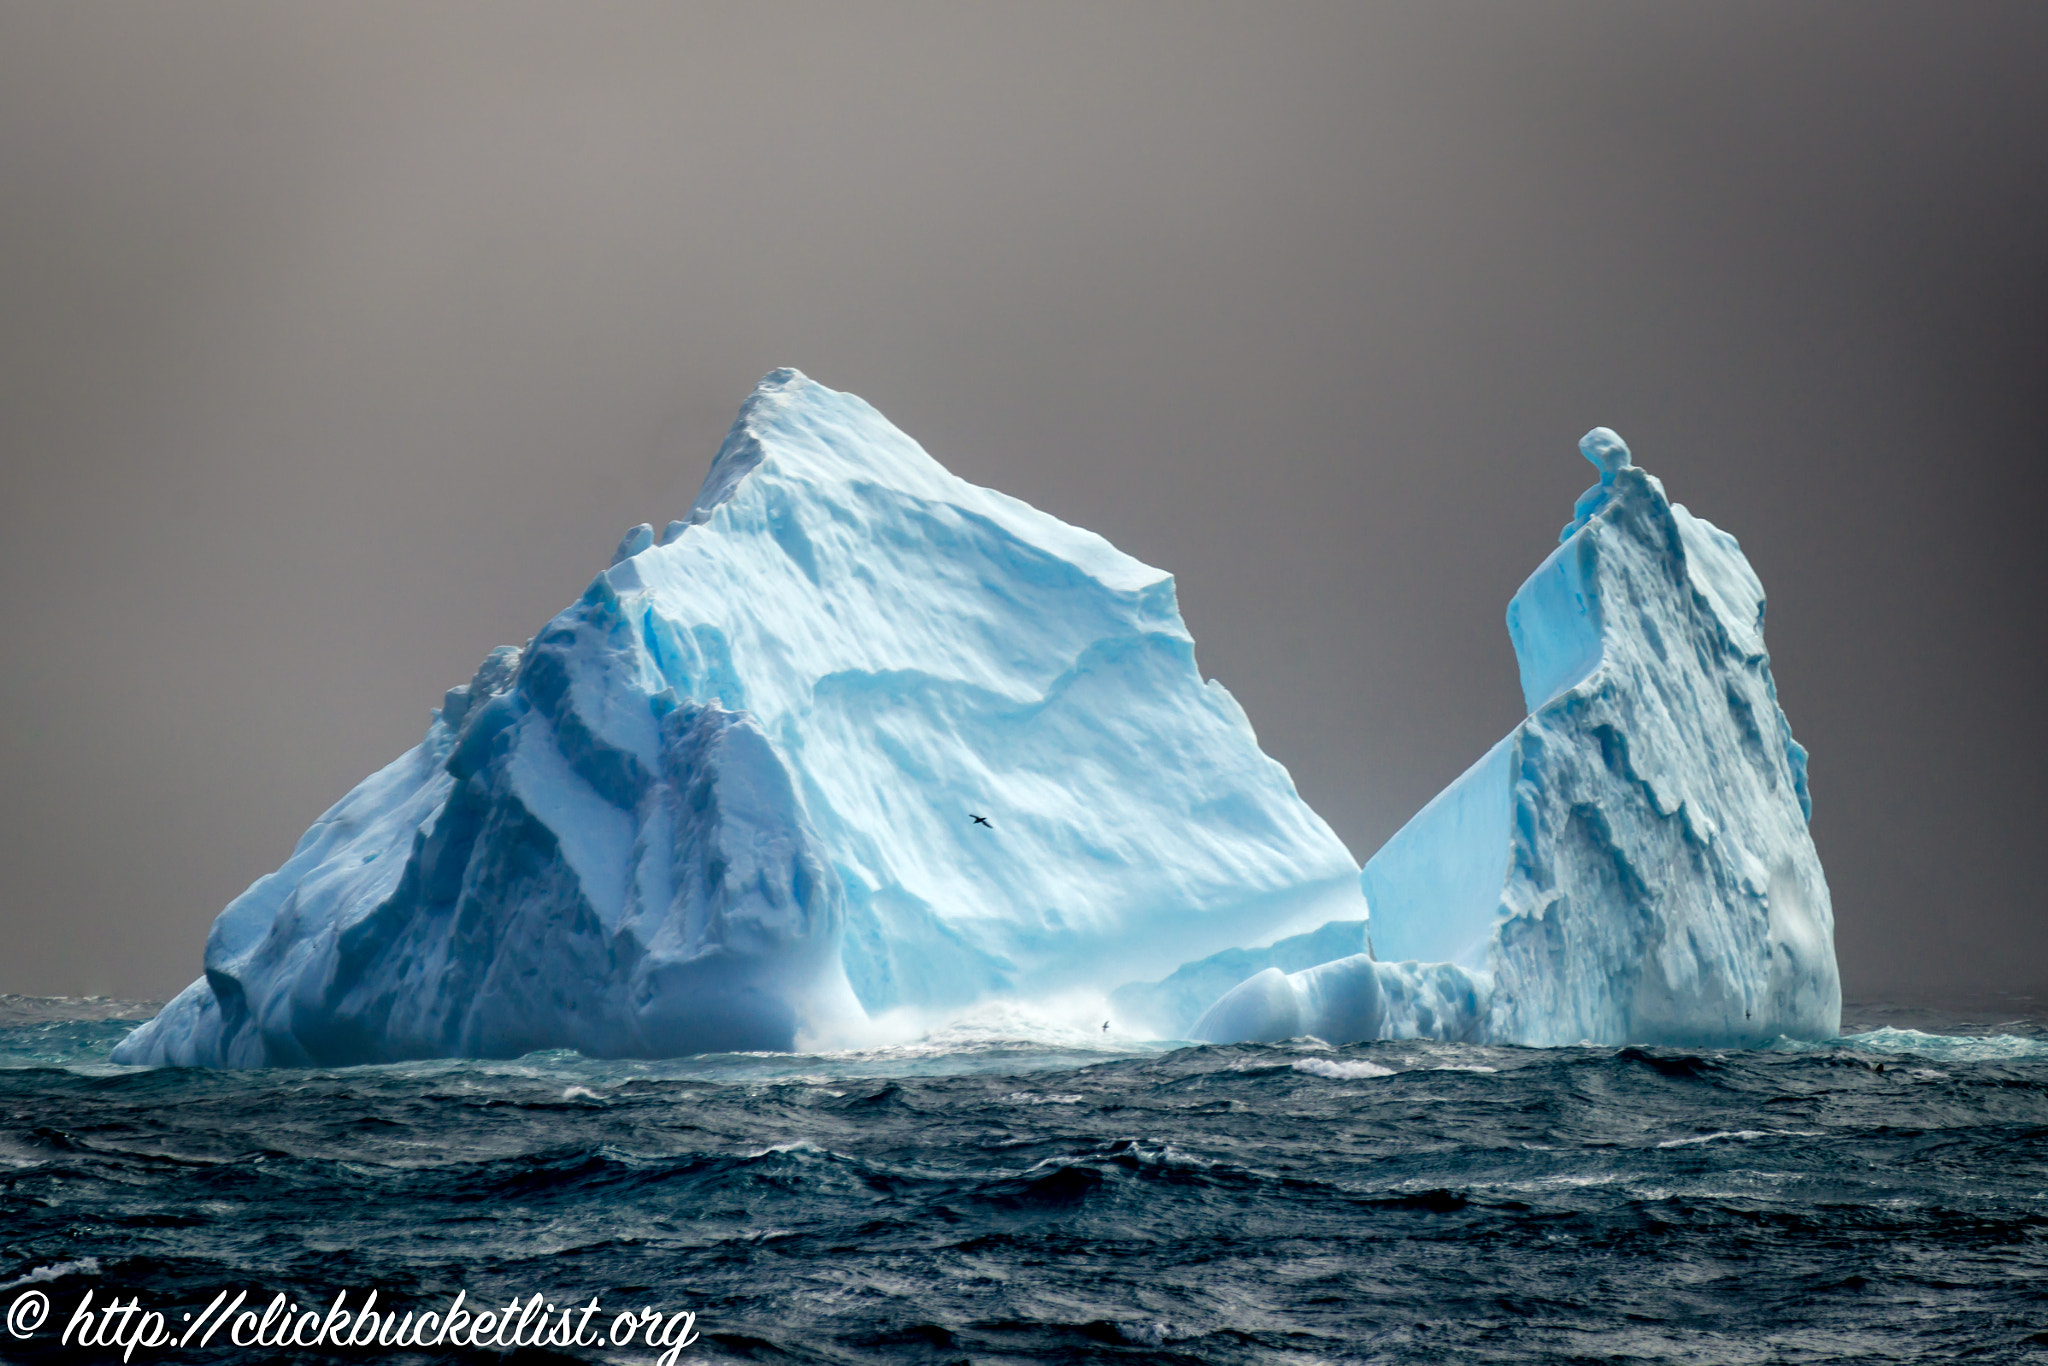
[{"left": 2, "top": 2, "right": 2043, "bottom": 1003}]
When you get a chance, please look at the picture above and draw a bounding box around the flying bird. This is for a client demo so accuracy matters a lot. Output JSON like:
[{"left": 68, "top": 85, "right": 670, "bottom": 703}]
[{"left": 970, "top": 814, "right": 992, "bottom": 828}]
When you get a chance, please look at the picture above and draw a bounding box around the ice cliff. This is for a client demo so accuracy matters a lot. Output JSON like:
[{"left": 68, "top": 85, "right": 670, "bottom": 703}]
[
  {"left": 1189, "top": 428, "right": 1839, "bottom": 1048},
  {"left": 113, "top": 370, "right": 1364, "bottom": 1066}
]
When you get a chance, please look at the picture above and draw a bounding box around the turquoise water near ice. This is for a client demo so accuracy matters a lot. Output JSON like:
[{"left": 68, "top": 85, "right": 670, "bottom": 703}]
[{"left": 6, "top": 997, "right": 2048, "bottom": 1363}]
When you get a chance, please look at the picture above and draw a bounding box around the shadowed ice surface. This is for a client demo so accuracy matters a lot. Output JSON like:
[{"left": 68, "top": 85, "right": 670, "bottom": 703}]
[{"left": 8, "top": 995, "right": 2048, "bottom": 1363}]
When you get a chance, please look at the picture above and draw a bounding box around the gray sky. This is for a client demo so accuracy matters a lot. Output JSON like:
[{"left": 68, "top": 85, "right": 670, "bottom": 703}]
[{"left": 2, "top": 2, "right": 2042, "bottom": 1002}]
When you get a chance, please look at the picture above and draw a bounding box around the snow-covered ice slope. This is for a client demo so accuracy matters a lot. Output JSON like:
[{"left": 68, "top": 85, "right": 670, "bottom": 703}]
[
  {"left": 114, "top": 370, "right": 1362, "bottom": 1066},
  {"left": 1193, "top": 428, "right": 1838, "bottom": 1048}
]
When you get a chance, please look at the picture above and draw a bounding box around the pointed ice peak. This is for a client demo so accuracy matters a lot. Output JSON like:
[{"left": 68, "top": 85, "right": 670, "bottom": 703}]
[
  {"left": 1560, "top": 427, "right": 1637, "bottom": 544},
  {"left": 756, "top": 365, "right": 809, "bottom": 391},
  {"left": 696, "top": 366, "right": 970, "bottom": 510},
  {"left": 676, "top": 369, "right": 1166, "bottom": 597},
  {"left": 1579, "top": 427, "right": 1632, "bottom": 482},
  {"left": 724, "top": 367, "right": 813, "bottom": 438},
  {"left": 689, "top": 371, "right": 798, "bottom": 518}
]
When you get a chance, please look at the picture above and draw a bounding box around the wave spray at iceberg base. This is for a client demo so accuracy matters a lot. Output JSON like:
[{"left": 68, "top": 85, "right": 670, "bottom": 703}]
[
  {"left": 1190, "top": 428, "right": 1839, "bottom": 1049},
  {"left": 113, "top": 370, "right": 1366, "bottom": 1067}
]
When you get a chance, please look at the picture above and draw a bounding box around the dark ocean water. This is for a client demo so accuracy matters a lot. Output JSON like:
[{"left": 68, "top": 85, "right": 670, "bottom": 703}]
[{"left": 6, "top": 996, "right": 2048, "bottom": 1365}]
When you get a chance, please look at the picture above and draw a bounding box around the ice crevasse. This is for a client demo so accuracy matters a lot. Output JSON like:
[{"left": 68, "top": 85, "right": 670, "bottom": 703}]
[
  {"left": 112, "top": 370, "right": 1367, "bottom": 1066},
  {"left": 1189, "top": 427, "right": 1839, "bottom": 1049}
]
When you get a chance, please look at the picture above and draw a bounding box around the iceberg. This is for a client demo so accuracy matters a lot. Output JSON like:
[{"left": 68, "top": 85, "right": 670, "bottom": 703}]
[
  {"left": 113, "top": 370, "right": 1364, "bottom": 1066},
  {"left": 1189, "top": 428, "right": 1840, "bottom": 1048}
]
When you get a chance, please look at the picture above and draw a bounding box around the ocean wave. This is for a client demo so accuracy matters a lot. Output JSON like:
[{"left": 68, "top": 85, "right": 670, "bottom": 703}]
[
  {"left": 7, "top": 1013, "right": 2048, "bottom": 1362},
  {"left": 0, "top": 1258, "right": 100, "bottom": 1292},
  {"left": 1836, "top": 1026, "right": 2048, "bottom": 1061},
  {"left": 1654, "top": 1128, "right": 1825, "bottom": 1148},
  {"left": 1294, "top": 1057, "right": 1396, "bottom": 1079}
]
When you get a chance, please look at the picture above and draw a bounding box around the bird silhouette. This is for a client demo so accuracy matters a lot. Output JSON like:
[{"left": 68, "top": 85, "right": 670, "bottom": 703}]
[{"left": 969, "top": 814, "right": 992, "bottom": 828}]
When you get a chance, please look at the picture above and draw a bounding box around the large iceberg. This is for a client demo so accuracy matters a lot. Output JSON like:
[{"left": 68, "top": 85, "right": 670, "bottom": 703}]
[
  {"left": 114, "top": 378, "right": 1839, "bottom": 1067},
  {"left": 114, "top": 370, "right": 1365, "bottom": 1066},
  {"left": 1189, "top": 428, "right": 1839, "bottom": 1048}
]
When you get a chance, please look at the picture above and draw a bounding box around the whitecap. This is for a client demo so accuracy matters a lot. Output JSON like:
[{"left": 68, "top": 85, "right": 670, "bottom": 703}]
[
  {"left": 0, "top": 1258, "right": 99, "bottom": 1292},
  {"left": 1293, "top": 1058, "right": 1395, "bottom": 1080},
  {"left": 1655, "top": 1129, "right": 1823, "bottom": 1148},
  {"left": 1836, "top": 1027, "right": 2048, "bottom": 1062}
]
